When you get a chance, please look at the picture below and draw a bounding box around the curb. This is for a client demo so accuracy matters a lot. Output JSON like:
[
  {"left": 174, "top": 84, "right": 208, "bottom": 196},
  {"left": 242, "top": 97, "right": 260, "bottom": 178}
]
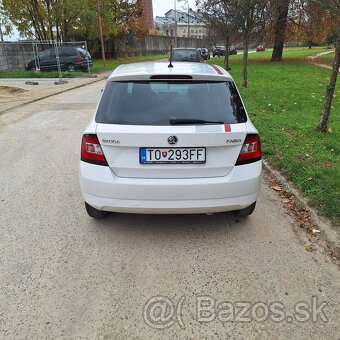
[
  {"left": 262, "top": 159, "right": 340, "bottom": 258},
  {"left": 0, "top": 74, "right": 107, "bottom": 116}
]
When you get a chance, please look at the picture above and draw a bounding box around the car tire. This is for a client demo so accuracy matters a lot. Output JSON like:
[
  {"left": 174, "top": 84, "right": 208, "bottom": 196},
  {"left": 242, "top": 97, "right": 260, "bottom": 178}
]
[
  {"left": 232, "top": 202, "right": 256, "bottom": 218},
  {"left": 67, "top": 63, "right": 76, "bottom": 72},
  {"left": 85, "top": 202, "right": 108, "bottom": 219}
]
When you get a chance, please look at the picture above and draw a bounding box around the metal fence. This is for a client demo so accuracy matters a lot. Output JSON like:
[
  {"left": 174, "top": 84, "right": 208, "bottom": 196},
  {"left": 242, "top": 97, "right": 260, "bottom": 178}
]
[{"left": 0, "top": 40, "right": 92, "bottom": 81}]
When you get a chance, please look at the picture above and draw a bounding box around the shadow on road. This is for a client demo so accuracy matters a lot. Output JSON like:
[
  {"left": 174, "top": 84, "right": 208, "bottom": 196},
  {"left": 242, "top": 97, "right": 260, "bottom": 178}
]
[{"left": 86, "top": 211, "right": 253, "bottom": 239}]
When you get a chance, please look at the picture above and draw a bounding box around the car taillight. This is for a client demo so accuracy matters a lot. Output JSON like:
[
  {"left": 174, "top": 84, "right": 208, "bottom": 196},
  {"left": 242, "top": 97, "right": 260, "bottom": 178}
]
[
  {"left": 76, "top": 55, "right": 83, "bottom": 62},
  {"left": 235, "top": 134, "right": 261, "bottom": 165},
  {"left": 81, "top": 134, "right": 108, "bottom": 166}
]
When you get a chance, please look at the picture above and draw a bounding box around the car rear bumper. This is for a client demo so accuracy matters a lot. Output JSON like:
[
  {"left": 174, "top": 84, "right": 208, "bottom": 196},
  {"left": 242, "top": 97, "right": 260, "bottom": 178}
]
[{"left": 80, "top": 161, "right": 262, "bottom": 214}]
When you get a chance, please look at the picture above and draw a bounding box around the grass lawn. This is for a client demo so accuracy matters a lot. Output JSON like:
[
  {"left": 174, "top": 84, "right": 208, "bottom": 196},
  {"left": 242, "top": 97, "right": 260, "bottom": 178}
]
[
  {"left": 0, "top": 54, "right": 167, "bottom": 79},
  {"left": 209, "top": 47, "right": 339, "bottom": 227},
  {"left": 229, "top": 47, "right": 332, "bottom": 60}
]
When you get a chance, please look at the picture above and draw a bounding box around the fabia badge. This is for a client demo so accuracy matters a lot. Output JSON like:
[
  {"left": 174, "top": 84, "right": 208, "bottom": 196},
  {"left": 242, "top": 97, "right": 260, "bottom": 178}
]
[{"left": 168, "top": 136, "right": 178, "bottom": 145}]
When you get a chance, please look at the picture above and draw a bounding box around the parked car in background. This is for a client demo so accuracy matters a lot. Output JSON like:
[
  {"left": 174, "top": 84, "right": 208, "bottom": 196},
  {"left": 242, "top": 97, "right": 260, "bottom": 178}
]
[
  {"left": 213, "top": 45, "right": 237, "bottom": 57},
  {"left": 80, "top": 61, "right": 262, "bottom": 219},
  {"left": 213, "top": 46, "right": 225, "bottom": 57},
  {"left": 26, "top": 46, "right": 92, "bottom": 72},
  {"left": 228, "top": 46, "right": 237, "bottom": 55},
  {"left": 256, "top": 45, "right": 266, "bottom": 52},
  {"left": 171, "top": 48, "right": 202, "bottom": 62},
  {"left": 199, "top": 48, "right": 210, "bottom": 60}
]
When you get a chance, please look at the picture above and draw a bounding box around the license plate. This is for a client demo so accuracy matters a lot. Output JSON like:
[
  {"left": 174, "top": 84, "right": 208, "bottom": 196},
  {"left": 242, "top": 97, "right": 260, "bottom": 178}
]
[{"left": 140, "top": 147, "right": 206, "bottom": 164}]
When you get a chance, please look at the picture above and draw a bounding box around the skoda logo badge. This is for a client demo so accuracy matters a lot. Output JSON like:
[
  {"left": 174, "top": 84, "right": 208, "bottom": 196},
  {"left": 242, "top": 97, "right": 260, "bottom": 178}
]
[{"left": 168, "top": 136, "right": 178, "bottom": 145}]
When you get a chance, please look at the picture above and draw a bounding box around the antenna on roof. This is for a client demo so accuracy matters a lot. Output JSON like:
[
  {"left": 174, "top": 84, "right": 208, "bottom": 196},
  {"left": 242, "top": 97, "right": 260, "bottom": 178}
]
[{"left": 168, "top": 45, "right": 174, "bottom": 68}]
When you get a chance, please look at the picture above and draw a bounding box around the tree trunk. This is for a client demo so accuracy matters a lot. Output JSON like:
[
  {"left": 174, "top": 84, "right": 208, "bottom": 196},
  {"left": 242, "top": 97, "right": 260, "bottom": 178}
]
[
  {"left": 63, "top": 20, "right": 69, "bottom": 42},
  {"left": 271, "top": 0, "right": 289, "bottom": 62},
  {"left": 0, "top": 22, "right": 4, "bottom": 42},
  {"left": 62, "top": 4, "right": 69, "bottom": 42},
  {"left": 242, "top": 38, "right": 249, "bottom": 87},
  {"left": 56, "top": 20, "right": 61, "bottom": 41},
  {"left": 316, "top": 26, "right": 340, "bottom": 133},
  {"left": 224, "top": 35, "right": 230, "bottom": 70},
  {"left": 32, "top": 0, "right": 47, "bottom": 41},
  {"left": 29, "top": 11, "right": 44, "bottom": 42},
  {"left": 46, "top": 0, "right": 54, "bottom": 41}
]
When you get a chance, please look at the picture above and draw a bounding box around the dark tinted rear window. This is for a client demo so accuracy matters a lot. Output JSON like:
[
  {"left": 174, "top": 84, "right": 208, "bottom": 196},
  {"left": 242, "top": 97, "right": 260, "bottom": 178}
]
[
  {"left": 59, "top": 47, "right": 76, "bottom": 56},
  {"left": 95, "top": 81, "right": 247, "bottom": 125},
  {"left": 172, "top": 50, "right": 200, "bottom": 62}
]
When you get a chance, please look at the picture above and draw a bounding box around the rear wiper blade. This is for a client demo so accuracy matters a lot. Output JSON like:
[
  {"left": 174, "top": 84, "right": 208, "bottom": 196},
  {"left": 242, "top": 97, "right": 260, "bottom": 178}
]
[{"left": 169, "top": 117, "right": 224, "bottom": 125}]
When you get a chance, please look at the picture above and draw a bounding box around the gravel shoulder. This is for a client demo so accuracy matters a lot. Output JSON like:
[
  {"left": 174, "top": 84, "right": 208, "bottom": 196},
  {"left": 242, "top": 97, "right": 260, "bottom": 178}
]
[{"left": 0, "top": 73, "right": 110, "bottom": 114}]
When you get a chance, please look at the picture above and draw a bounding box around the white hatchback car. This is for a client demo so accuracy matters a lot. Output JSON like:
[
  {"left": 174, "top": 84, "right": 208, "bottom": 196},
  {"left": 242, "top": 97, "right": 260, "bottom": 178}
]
[{"left": 80, "top": 62, "right": 261, "bottom": 219}]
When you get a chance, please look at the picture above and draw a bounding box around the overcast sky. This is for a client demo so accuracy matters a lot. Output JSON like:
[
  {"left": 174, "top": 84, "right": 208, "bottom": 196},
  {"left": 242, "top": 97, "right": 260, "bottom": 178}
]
[{"left": 152, "top": 0, "right": 197, "bottom": 17}]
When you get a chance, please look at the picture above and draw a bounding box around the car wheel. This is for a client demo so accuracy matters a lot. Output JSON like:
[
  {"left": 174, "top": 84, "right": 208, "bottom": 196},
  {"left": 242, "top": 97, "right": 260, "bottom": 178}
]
[
  {"left": 233, "top": 202, "right": 256, "bottom": 218},
  {"left": 85, "top": 202, "right": 108, "bottom": 219},
  {"left": 67, "top": 63, "right": 76, "bottom": 72}
]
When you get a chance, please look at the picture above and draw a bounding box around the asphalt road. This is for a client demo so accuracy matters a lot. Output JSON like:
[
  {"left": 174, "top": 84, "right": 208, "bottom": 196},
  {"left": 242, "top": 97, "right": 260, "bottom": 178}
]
[{"left": 0, "top": 81, "right": 339, "bottom": 340}]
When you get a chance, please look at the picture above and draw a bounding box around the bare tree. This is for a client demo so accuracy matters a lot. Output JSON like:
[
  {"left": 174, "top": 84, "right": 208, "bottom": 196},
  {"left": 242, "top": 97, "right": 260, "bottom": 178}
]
[
  {"left": 198, "top": 0, "right": 269, "bottom": 86},
  {"left": 196, "top": 0, "right": 234, "bottom": 70},
  {"left": 314, "top": 0, "right": 340, "bottom": 132},
  {"left": 229, "top": 0, "right": 269, "bottom": 87},
  {"left": 317, "top": 27, "right": 339, "bottom": 132}
]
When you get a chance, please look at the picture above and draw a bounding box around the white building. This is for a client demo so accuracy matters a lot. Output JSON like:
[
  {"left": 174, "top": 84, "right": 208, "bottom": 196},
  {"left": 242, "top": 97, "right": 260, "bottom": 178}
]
[{"left": 155, "top": 9, "right": 207, "bottom": 39}]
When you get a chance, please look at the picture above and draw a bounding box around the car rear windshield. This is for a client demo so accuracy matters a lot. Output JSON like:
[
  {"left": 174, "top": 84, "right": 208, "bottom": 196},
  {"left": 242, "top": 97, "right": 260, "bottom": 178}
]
[
  {"left": 95, "top": 81, "right": 247, "bottom": 125},
  {"left": 172, "top": 50, "right": 200, "bottom": 62}
]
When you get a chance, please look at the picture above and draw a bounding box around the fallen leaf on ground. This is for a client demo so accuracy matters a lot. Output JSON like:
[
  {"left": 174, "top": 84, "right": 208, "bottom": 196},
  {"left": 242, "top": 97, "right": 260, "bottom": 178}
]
[
  {"left": 272, "top": 185, "right": 283, "bottom": 192},
  {"left": 306, "top": 245, "right": 313, "bottom": 252},
  {"left": 312, "top": 229, "right": 321, "bottom": 233}
]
